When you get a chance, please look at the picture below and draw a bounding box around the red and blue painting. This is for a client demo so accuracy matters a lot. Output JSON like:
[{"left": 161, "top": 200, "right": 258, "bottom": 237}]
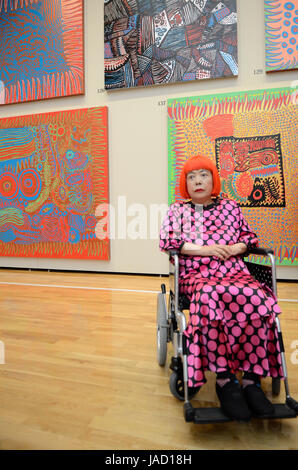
[
  {"left": 0, "top": 0, "right": 84, "bottom": 105},
  {"left": 0, "top": 107, "right": 109, "bottom": 259}
]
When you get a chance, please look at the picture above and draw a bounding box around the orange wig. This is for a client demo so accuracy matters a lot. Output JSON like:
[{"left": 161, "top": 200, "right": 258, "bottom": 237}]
[{"left": 179, "top": 155, "right": 221, "bottom": 199}]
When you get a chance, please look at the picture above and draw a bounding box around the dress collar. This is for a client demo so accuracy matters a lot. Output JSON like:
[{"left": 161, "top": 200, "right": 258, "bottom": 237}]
[{"left": 188, "top": 197, "right": 219, "bottom": 210}]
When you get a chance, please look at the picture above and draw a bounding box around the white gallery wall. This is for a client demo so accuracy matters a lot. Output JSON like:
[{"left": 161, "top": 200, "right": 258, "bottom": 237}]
[{"left": 0, "top": 0, "right": 297, "bottom": 279}]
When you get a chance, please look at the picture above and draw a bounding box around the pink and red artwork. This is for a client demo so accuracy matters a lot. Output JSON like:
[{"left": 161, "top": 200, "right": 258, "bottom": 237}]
[
  {"left": 0, "top": 107, "right": 109, "bottom": 260},
  {"left": 0, "top": 0, "right": 84, "bottom": 105}
]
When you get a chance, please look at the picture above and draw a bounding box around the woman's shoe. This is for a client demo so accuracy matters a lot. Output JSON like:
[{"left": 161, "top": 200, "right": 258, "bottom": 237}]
[
  {"left": 216, "top": 380, "right": 252, "bottom": 422},
  {"left": 242, "top": 383, "right": 275, "bottom": 417}
]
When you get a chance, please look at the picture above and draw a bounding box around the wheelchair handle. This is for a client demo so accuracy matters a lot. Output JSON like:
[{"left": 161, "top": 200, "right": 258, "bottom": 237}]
[{"left": 169, "top": 250, "right": 179, "bottom": 257}]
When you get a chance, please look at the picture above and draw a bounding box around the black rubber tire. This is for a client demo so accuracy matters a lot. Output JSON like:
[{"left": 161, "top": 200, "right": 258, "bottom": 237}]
[
  {"left": 169, "top": 371, "right": 199, "bottom": 401},
  {"left": 156, "top": 292, "right": 168, "bottom": 366}
]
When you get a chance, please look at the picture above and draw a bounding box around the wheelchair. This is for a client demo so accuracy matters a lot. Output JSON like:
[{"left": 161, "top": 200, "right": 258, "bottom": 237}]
[{"left": 157, "top": 247, "right": 298, "bottom": 424}]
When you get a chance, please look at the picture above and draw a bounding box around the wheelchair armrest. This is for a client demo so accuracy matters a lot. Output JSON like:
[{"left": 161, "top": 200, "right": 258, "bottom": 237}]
[
  {"left": 169, "top": 247, "right": 274, "bottom": 257},
  {"left": 246, "top": 247, "right": 274, "bottom": 256}
]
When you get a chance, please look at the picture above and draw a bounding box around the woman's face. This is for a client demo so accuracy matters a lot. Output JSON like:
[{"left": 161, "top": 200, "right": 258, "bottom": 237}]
[{"left": 186, "top": 169, "right": 213, "bottom": 204}]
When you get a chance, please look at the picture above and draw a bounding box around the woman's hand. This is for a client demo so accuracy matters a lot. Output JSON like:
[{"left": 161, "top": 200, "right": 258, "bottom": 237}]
[
  {"left": 226, "top": 242, "right": 247, "bottom": 257},
  {"left": 181, "top": 242, "right": 247, "bottom": 260}
]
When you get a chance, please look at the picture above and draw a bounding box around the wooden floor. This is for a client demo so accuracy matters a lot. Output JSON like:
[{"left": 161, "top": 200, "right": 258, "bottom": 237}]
[{"left": 0, "top": 268, "right": 297, "bottom": 450}]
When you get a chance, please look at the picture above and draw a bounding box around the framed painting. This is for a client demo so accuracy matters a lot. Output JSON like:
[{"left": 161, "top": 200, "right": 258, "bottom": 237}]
[
  {"left": 168, "top": 87, "right": 298, "bottom": 265},
  {"left": 0, "top": 0, "right": 84, "bottom": 105},
  {"left": 0, "top": 107, "right": 109, "bottom": 260},
  {"left": 104, "top": 0, "right": 238, "bottom": 89},
  {"left": 265, "top": 0, "right": 298, "bottom": 72}
]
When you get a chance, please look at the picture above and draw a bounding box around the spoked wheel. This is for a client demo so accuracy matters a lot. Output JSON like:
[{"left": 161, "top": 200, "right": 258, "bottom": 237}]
[
  {"left": 156, "top": 285, "right": 168, "bottom": 366},
  {"left": 169, "top": 371, "right": 200, "bottom": 401}
]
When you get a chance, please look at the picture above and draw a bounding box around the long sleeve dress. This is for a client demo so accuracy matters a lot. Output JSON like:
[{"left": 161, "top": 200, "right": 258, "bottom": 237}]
[{"left": 159, "top": 198, "right": 283, "bottom": 388}]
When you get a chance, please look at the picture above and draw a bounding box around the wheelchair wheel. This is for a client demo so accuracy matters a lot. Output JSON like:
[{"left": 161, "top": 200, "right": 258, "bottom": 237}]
[
  {"left": 156, "top": 286, "right": 168, "bottom": 366},
  {"left": 272, "top": 377, "right": 281, "bottom": 396},
  {"left": 169, "top": 371, "right": 199, "bottom": 401}
]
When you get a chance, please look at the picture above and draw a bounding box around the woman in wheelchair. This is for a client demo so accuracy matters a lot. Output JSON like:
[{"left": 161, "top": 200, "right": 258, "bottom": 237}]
[{"left": 159, "top": 155, "right": 283, "bottom": 421}]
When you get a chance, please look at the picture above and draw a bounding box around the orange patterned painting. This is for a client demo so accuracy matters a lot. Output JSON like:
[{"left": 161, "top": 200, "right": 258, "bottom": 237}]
[
  {"left": 0, "top": 107, "right": 109, "bottom": 259},
  {"left": 168, "top": 87, "right": 298, "bottom": 265},
  {"left": 265, "top": 0, "right": 298, "bottom": 72}
]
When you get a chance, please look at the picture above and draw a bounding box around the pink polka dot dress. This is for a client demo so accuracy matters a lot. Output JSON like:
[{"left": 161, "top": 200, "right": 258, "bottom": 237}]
[{"left": 159, "top": 198, "right": 283, "bottom": 388}]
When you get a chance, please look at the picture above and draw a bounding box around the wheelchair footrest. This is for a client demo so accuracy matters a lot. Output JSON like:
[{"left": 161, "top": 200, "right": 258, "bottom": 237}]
[
  {"left": 184, "top": 403, "right": 232, "bottom": 424},
  {"left": 184, "top": 402, "right": 297, "bottom": 424},
  {"left": 253, "top": 403, "right": 297, "bottom": 420},
  {"left": 193, "top": 407, "right": 232, "bottom": 424}
]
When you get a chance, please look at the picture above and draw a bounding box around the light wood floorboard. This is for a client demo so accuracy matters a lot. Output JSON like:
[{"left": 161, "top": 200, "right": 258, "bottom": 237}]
[{"left": 0, "top": 269, "right": 297, "bottom": 450}]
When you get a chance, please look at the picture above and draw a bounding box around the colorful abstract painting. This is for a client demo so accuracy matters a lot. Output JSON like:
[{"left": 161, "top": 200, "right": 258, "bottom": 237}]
[
  {"left": 215, "top": 134, "right": 286, "bottom": 207},
  {"left": 265, "top": 0, "right": 298, "bottom": 72},
  {"left": 168, "top": 87, "right": 298, "bottom": 265},
  {"left": 104, "top": 0, "right": 238, "bottom": 89},
  {"left": 0, "top": 0, "right": 84, "bottom": 105},
  {"left": 0, "top": 107, "right": 109, "bottom": 259}
]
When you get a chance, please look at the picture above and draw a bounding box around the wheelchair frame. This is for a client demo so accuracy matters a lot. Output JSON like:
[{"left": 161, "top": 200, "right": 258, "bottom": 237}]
[{"left": 157, "top": 247, "right": 298, "bottom": 423}]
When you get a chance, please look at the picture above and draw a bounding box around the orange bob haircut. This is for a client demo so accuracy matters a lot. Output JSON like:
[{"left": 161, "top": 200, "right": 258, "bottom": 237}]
[{"left": 179, "top": 155, "right": 221, "bottom": 199}]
